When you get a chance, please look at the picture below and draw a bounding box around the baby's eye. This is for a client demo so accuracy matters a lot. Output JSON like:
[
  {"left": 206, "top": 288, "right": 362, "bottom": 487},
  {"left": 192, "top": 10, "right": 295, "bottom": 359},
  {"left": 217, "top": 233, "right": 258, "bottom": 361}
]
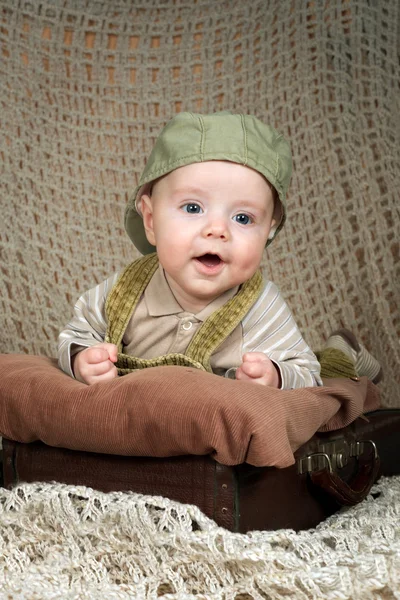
[
  {"left": 233, "top": 213, "right": 252, "bottom": 225},
  {"left": 182, "top": 203, "right": 203, "bottom": 214}
]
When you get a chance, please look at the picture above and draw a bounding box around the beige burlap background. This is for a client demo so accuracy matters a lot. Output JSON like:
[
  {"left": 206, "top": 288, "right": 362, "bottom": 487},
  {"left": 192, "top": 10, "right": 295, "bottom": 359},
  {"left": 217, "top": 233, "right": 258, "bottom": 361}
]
[{"left": 0, "top": 0, "right": 399, "bottom": 404}]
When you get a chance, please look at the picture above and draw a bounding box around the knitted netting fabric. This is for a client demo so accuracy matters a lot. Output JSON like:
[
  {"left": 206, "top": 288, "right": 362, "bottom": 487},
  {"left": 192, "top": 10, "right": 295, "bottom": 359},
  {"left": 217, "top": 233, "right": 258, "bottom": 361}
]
[
  {"left": 0, "top": 0, "right": 399, "bottom": 403},
  {"left": 0, "top": 477, "right": 399, "bottom": 599}
]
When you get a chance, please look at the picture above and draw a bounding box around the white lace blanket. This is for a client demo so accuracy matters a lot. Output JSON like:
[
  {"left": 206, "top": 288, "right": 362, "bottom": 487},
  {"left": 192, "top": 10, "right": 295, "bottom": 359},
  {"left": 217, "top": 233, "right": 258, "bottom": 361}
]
[{"left": 0, "top": 477, "right": 399, "bottom": 599}]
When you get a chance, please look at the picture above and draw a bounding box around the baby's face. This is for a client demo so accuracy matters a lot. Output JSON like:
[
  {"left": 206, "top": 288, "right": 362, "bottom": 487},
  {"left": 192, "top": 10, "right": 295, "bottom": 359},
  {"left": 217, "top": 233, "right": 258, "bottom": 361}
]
[{"left": 140, "top": 161, "right": 276, "bottom": 313}]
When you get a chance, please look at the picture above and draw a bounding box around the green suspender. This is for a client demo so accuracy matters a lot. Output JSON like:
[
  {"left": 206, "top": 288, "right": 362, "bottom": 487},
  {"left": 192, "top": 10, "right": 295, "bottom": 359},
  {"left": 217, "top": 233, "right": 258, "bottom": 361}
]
[{"left": 105, "top": 253, "right": 264, "bottom": 375}]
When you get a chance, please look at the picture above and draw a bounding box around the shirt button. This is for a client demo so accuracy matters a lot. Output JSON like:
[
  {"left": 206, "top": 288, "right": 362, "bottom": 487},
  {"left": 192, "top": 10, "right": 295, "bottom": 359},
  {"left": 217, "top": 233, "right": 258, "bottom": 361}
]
[
  {"left": 225, "top": 367, "right": 237, "bottom": 379},
  {"left": 182, "top": 321, "right": 193, "bottom": 331}
]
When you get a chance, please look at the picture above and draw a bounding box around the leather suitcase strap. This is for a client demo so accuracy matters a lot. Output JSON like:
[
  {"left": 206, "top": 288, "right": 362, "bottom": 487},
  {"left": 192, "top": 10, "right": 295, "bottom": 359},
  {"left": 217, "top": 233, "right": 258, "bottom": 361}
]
[{"left": 309, "top": 444, "right": 380, "bottom": 506}]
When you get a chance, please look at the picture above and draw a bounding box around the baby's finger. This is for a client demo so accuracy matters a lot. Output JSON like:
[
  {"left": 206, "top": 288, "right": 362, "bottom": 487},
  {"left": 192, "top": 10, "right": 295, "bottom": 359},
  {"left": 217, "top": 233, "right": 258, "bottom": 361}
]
[
  {"left": 86, "top": 367, "right": 118, "bottom": 386},
  {"left": 86, "top": 359, "right": 117, "bottom": 377},
  {"left": 240, "top": 359, "right": 268, "bottom": 378},
  {"left": 235, "top": 367, "right": 252, "bottom": 381},
  {"left": 242, "top": 352, "right": 268, "bottom": 363},
  {"left": 85, "top": 346, "right": 112, "bottom": 365},
  {"left": 100, "top": 343, "right": 118, "bottom": 363}
]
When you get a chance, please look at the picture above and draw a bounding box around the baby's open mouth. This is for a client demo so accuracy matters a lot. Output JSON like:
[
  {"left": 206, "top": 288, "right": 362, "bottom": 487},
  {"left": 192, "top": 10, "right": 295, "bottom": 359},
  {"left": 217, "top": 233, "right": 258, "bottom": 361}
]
[{"left": 195, "top": 253, "right": 223, "bottom": 268}]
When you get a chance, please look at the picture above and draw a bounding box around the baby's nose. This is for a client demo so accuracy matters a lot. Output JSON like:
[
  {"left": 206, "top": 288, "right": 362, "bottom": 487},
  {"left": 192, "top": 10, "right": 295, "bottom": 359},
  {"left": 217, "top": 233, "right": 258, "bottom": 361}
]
[{"left": 203, "top": 218, "right": 229, "bottom": 239}]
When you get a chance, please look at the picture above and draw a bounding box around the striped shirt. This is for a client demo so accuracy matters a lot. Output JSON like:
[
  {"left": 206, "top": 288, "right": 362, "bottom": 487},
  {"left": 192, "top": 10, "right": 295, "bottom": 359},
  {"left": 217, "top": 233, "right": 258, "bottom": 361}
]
[{"left": 58, "top": 266, "right": 322, "bottom": 389}]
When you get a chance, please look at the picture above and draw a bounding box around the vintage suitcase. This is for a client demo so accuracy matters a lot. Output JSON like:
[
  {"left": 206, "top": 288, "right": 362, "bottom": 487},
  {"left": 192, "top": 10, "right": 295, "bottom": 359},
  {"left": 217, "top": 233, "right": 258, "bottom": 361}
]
[{"left": 2, "top": 409, "right": 400, "bottom": 532}]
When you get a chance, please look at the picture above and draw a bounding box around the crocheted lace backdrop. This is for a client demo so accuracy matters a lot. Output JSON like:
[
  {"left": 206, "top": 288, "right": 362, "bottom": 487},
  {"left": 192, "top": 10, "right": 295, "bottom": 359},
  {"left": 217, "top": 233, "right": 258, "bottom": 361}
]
[
  {"left": 1, "top": 1, "right": 399, "bottom": 404},
  {"left": 0, "top": 477, "right": 399, "bottom": 598}
]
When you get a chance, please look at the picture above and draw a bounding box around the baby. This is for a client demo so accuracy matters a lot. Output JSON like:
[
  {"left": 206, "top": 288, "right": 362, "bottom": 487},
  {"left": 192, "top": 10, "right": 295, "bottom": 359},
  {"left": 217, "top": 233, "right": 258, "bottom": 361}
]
[{"left": 58, "top": 112, "right": 322, "bottom": 388}]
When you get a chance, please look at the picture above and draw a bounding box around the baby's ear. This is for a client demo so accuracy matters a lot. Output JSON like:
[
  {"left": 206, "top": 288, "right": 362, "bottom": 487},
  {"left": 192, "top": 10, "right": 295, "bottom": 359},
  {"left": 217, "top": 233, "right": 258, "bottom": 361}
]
[
  {"left": 140, "top": 194, "right": 156, "bottom": 246},
  {"left": 268, "top": 198, "right": 283, "bottom": 239},
  {"left": 267, "top": 220, "right": 277, "bottom": 240}
]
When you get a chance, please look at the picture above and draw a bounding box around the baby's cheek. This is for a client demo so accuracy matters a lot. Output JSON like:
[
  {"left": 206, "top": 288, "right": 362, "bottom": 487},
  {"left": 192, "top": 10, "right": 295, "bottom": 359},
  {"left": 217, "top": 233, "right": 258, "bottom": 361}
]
[{"left": 238, "top": 243, "right": 264, "bottom": 272}]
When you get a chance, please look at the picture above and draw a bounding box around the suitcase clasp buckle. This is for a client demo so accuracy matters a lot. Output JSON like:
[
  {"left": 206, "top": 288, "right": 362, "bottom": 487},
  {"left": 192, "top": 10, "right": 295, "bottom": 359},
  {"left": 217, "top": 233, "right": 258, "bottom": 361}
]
[
  {"left": 350, "top": 439, "right": 378, "bottom": 459},
  {"left": 298, "top": 452, "right": 333, "bottom": 475},
  {"left": 298, "top": 439, "right": 378, "bottom": 474}
]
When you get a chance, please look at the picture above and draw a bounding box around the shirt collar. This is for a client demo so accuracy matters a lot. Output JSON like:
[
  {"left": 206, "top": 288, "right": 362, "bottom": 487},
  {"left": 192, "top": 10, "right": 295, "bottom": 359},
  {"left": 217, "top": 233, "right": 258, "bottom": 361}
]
[{"left": 144, "top": 266, "right": 239, "bottom": 321}]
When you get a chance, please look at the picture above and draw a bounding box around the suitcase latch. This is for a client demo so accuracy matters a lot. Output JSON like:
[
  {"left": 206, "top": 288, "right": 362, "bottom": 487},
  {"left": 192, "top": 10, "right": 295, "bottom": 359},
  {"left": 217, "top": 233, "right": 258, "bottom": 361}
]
[{"left": 297, "top": 439, "right": 377, "bottom": 474}]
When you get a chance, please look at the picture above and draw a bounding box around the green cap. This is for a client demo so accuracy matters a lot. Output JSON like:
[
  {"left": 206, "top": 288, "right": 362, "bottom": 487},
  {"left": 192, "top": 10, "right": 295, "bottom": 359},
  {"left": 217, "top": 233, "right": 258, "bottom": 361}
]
[{"left": 125, "top": 112, "right": 292, "bottom": 254}]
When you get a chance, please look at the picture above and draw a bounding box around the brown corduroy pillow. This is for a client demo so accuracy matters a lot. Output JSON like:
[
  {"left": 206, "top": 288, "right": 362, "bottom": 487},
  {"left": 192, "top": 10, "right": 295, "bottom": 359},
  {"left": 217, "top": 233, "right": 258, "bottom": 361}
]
[{"left": 0, "top": 354, "right": 380, "bottom": 468}]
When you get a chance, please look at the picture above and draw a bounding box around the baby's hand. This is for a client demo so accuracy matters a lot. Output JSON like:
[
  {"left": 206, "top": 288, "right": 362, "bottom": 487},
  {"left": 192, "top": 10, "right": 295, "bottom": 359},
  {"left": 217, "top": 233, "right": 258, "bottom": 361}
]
[
  {"left": 72, "top": 343, "right": 118, "bottom": 385},
  {"left": 235, "top": 352, "right": 281, "bottom": 388}
]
